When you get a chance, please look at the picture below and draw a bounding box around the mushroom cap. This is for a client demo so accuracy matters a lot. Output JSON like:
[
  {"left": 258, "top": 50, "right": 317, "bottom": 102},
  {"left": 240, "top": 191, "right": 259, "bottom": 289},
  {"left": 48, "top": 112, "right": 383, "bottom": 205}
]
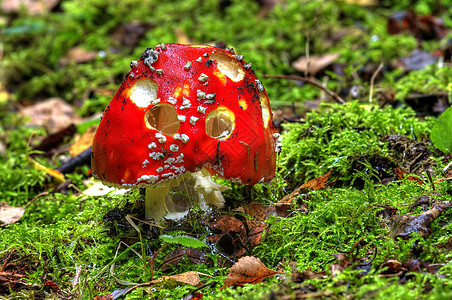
[{"left": 92, "top": 43, "right": 278, "bottom": 188}]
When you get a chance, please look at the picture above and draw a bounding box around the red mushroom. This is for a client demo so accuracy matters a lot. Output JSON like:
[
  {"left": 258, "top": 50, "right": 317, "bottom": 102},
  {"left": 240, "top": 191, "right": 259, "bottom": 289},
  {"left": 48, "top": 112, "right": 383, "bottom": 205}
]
[{"left": 92, "top": 43, "right": 280, "bottom": 220}]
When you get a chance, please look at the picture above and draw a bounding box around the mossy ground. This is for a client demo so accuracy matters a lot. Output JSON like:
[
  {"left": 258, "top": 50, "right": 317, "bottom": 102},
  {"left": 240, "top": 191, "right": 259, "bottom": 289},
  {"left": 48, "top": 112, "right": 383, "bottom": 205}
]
[{"left": 1, "top": 0, "right": 452, "bottom": 299}]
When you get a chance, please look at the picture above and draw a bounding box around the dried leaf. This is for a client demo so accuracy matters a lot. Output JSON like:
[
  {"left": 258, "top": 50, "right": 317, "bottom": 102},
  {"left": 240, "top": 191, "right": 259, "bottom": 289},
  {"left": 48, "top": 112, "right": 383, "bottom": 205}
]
[
  {"left": 19, "top": 98, "right": 82, "bottom": 133},
  {"left": 110, "top": 21, "right": 154, "bottom": 48},
  {"left": 207, "top": 215, "right": 247, "bottom": 257},
  {"left": 222, "top": 256, "right": 281, "bottom": 288},
  {"left": 391, "top": 201, "right": 451, "bottom": 239},
  {"left": 29, "top": 157, "right": 65, "bottom": 182},
  {"left": 156, "top": 271, "right": 201, "bottom": 286},
  {"left": 302, "top": 169, "right": 333, "bottom": 190},
  {"left": 1, "top": 0, "right": 60, "bottom": 15},
  {"left": 59, "top": 47, "right": 98, "bottom": 66},
  {"left": 161, "top": 247, "right": 208, "bottom": 271},
  {"left": 280, "top": 169, "right": 333, "bottom": 203},
  {"left": 70, "top": 125, "right": 97, "bottom": 157},
  {"left": 394, "top": 168, "right": 424, "bottom": 185},
  {"left": 0, "top": 203, "right": 25, "bottom": 226},
  {"left": 292, "top": 53, "right": 340, "bottom": 75},
  {"left": 34, "top": 124, "right": 77, "bottom": 152}
]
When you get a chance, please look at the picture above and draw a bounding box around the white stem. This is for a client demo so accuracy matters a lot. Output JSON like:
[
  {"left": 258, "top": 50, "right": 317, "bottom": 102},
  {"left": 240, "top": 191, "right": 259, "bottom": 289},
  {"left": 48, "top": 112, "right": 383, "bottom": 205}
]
[{"left": 145, "top": 185, "right": 170, "bottom": 220}]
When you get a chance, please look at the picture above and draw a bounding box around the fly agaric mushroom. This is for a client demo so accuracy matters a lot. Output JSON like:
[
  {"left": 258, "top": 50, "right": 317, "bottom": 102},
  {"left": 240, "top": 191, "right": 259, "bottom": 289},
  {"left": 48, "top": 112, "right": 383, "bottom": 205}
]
[{"left": 92, "top": 43, "right": 280, "bottom": 220}]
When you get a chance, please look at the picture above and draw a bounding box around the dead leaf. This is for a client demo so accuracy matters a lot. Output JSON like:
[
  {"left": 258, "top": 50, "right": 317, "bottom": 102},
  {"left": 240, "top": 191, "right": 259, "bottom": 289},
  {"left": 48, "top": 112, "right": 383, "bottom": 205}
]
[
  {"left": 19, "top": 98, "right": 82, "bottom": 134},
  {"left": 400, "top": 49, "right": 437, "bottom": 71},
  {"left": 59, "top": 47, "right": 98, "bottom": 66},
  {"left": 29, "top": 157, "right": 65, "bottom": 182},
  {"left": 290, "top": 262, "right": 326, "bottom": 283},
  {"left": 391, "top": 201, "right": 451, "bottom": 239},
  {"left": 387, "top": 11, "right": 448, "bottom": 41},
  {"left": 292, "top": 53, "right": 340, "bottom": 75},
  {"left": 156, "top": 271, "right": 201, "bottom": 286},
  {"left": 160, "top": 247, "right": 209, "bottom": 271},
  {"left": 1, "top": 0, "right": 60, "bottom": 15},
  {"left": 34, "top": 124, "right": 77, "bottom": 152},
  {"left": 222, "top": 256, "right": 281, "bottom": 288},
  {"left": 0, "top": 203, "right": 25, "bottom": 226},
  {"left": 174, "top": 27, "right": 193, "bottom": 44},
  {"left": 110, "top": 21, "right": 154, "bottom": 49},
  {"left": 394, "top": 168, "right": 424, "bottom": 185},
  {"left": 70, "top": 125, "right": 97, "bottom": 157},
  {"left": 207, "top": 215, "right": 247, "bottom": 257},
  {"left": 280, "top": 169, "right": 333, "bottom": 203}
]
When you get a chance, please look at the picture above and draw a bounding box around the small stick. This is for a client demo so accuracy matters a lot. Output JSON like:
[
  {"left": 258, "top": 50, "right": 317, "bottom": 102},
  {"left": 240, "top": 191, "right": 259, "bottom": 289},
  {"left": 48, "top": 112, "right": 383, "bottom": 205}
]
[
  {"left": 263, "top": 74, "right": 345, "bottom": 104},
  {"left": 369, "top": 63, "right": 384, "bottom": 104}
]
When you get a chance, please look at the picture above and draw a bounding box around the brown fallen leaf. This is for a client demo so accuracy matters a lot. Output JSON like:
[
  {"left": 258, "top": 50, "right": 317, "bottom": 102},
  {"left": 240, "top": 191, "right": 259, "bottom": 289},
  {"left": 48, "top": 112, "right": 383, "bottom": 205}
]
[
  {"left": 160, "top": 247, "right": 209, "bottom": 271},
  {"left": 155, "top": 271, "right": 202, "bottom": 286},
  {"left": 70, "top": 125, "right": 97, "bottom": 157},
  {"left": 34, "top": 124, "right": 77, "bottom": 152},
  {"left": 292, "top": 53, "right": 340, "bottom": 75},
  {"left": 391, "top": 201, "right": 451, "bottom": 239},
  {"left": 1, "top": 0, "right": 59, "bottom": 15},
  {"left": 207, "top": 215, "right": 247, "bottom": 258},
  {"left": 110, "top": 21, "right": 155, "bottom": 49},
  {"left": 222, "top": 256, "right": 282, "bottom": 288},
  {"left": 59, "top": 47, "right": 98, "bottom": 67},
  {"left": 0, "top": 203, "right": 25, "bottom": 226},
  {"left": 19, "top": 98, "right": 82, "bottom": 134},
  {"left": 279, "top": 169, "right": 334, "bottom": 204},
  {"left": 394, "top": 168, "right": 424, "bottom": 185}
]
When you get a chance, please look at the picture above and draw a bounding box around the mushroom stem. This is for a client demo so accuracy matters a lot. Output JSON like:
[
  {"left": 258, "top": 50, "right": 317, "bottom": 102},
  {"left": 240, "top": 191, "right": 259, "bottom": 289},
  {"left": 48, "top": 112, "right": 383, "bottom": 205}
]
[
  {"left": 144, "top": 169, "right": 228, "bottom": 221},
  {"left": 145, "top": 184, "right": 171, "bottom": 220}
]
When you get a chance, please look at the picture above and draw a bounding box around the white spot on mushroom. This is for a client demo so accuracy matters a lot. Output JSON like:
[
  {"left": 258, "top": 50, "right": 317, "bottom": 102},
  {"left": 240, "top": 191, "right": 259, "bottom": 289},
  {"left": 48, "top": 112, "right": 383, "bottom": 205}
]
[
  {"left": 197, "top": 106, "right": 206, "bottom": 114},
  {"left": 190, "top": 116, "right": 199, "bottom": 125},
  {"left": 129, "top": 79, "right": 158, "bottom": 108},
  {"left": 142, "top": 159, "right": 150, "bottom": 168},
  {"left": 151, "top": 98, "right": 161, "bottom": 105},
  {"left": 205, "top": 93, "right": 216, "bottom": 102},
  {"left": 176, "top": 153, "right": 184, "bottom": 163},
  {"left": 155, "top": 133, "right": 167, "bottom": 143},
  {"left": 159, "top": 43, "right": 167, "bottom": 50},
  {"left": 196, "top": 57, "right": 203, "bottom": 63},
  {"left": 168, "top": 96, "right": 177, "bottom": 105},
  {"left": 164, "top": 157, "right": 176, "bottom": 164},
  {"left": 177, "top": 115, "right": 186, "bottom": 122},
  {"left": 170, "top": 144, "right": 179, "bottom": 152},
  {"left": 149, "top": 152, "right": 164, "bottom": 160},
  {"left": 255, "top": 79, "right": 264, "bottom": 92},
  {"left": 198, "top": 73, "right": 209, "bottom": 82},
  {"left": 244, "top": 63, "right": 252, "bottom": 70},
  {"left": 174, "top": 133, "right": 189, "bottom": 143},
  {"left": 233, "top": 54, "right": 244, "bottom": 61},
  {"left": 130, "top": 60, "right": 138, "bottom": 68},
  {"left": 137, "top": 174, "right": 159, "bottom": 184},
  {"left": 161, "top": 173, "right": 174, "bottom": 178},
  {"left": 156, "top": 167, "right": 164, "bottom": 173},
  {"left": 143, "top": 49, "right": 159, "bottom": 68},
  {"left": 164, "top": 165, "right": 170, "bottom": 169},
  {"left": 273, "top": 133, "right": 282, "bottom": 153},
  {"left": 148, "top": 142, "right": 157, "bottom": 149},
  {"left": 181, "top": 97, "right": 191, "bottom": 109},
  {"left": 156, "top": 69, "right": 164, "bottom": 76},
  {"left": 197, "top": 90, "right": 206, "bottom": 100},
  {"left": 184, "top": 61, "right": 192, "bottom": 69}
]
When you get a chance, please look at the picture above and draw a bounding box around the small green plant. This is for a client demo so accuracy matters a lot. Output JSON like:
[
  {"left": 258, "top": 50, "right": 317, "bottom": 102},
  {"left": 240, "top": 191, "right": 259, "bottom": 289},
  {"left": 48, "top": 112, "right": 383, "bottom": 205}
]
[{"left": 431, "top": 105, "right": 452, "bottom": 154}]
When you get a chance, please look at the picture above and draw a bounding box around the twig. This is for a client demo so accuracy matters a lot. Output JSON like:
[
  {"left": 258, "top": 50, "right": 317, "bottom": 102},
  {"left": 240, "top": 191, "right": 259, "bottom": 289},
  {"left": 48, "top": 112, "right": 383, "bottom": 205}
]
[
  {"left": 262, "top": 74, "right": 345, "bottom": 104},
  {"left": 24, "top": 192, "right": 49, "bottom": 209},
  {"left": 368, "top": 63, "right": 384, "bottom": 104}
]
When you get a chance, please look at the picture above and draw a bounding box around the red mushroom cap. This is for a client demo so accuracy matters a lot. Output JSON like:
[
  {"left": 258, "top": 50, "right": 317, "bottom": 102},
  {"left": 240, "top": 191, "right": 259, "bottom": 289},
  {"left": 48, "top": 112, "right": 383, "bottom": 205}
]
[{"left": 92, "top": 43, "right": 278, "bottom": 188}]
